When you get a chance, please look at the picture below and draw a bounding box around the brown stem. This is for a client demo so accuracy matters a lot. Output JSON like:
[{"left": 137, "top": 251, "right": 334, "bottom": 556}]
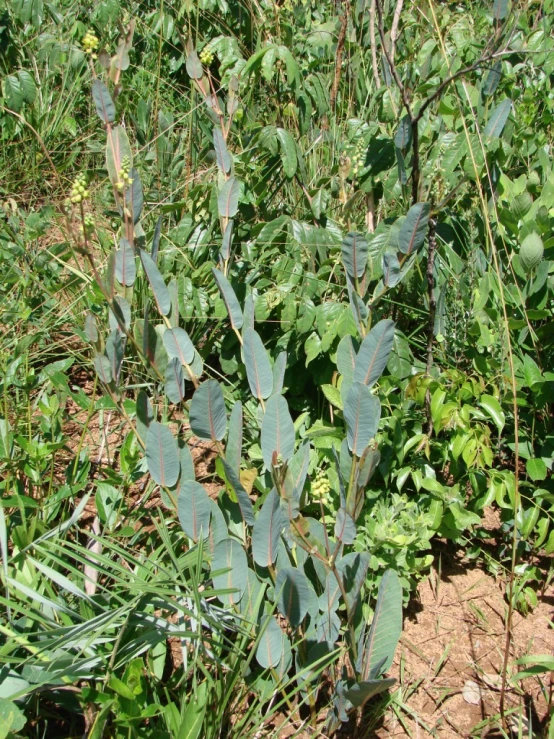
[
  {"left": 425, "top": 218, "right": 437, "bottom": 436},
  {"left": 330, "top": 1, "right": 350, "bottom": 112}
]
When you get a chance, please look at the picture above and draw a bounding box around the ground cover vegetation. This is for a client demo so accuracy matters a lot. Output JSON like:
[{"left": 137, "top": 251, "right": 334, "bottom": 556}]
[{"left": 0, "top": 0, "right": 553, "bottom": 735}]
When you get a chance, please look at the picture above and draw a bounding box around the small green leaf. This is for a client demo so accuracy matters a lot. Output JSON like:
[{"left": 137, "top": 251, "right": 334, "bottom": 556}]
[
  {"left": 321, "top": 384, "right": 343, "bottom": 410},
  {"left": 243, "top": 328, "right": 273, "bottom": 400},
  {"left": 189, "top": 380, "right": 227, "bottom": 441},
  {"left": 484, "top": 98, "right": 512, "bottom": 139},
  {"left": 140, "top": 250, "right": 171, "bottom": 316},
  {"left": 526, "top": 458, "right": 547, "bottom": 482},
  {"left": 276, "top": 127, "right": 297, "bottom": 178},
  {"left": 146, "top": 422, "right": 180, "bottom": 488},
  {"left": 261, "top": 394, "right": 295, "bottom": 468},
  {"left": 479, "top": 394, "right": 505, "bottom": 432}
]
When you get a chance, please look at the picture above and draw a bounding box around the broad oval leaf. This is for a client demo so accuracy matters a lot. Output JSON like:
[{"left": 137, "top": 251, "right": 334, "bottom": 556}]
[
  {"left": 106, "top": 125, "right": 132, "bottom": 186},
  {"left": 342, "top": 232, "right": 369, "bottom": 280},
  {"left": 252, "top": 488, "right": 284, "bottom": 568},
  {"left": 398, "top": 203, "right": 430, "bottom": 256},
  {"left": 336, "top": 335, "right": 358, "bottom": 384},
  {"left": 94, "top": 354, "right": 112, "bottom": 385},
  {"left": 394, "top": 114, "right": 412, "bottom": 150},
  {"left": 344, "top": 679, "right": 396, "bottom": 707},
  {"left": 211, "top": 538, "right": 248, "bottom": 605},
  {"left": 353, "top": 319, "right": 395, "bottom": 388},
  {"left": 344, "top": 383, "right": 381, "bottom": 456},
  {"left": 213, "top": 127, "right": 232, "bottom": 174},
  {"left": 276, "top": 127, "right": 297, "bottom": 178},
  {"left": 220, "top": 219, "right": 234, "bottom": 261},
  {"left": 272, "top": 352, "right": 287, "bottom": 396},
  {"left": 178, "top": 481, "right": 211, "bottom": 542},
  {"left": 361, "top": 569, "right": 402, "bottom": 679},
  {"left": 275, "top": 567, "right": 312, "bottom": 627},
  {"left": 163, "top": 327, "right": 195, "bottom": 366},
  {"left": 189, "top": 379, "right": 227, "bottom": 441},
  {"left": 140, "top": 249, "right": 171, "bottom": 315},
  {"left": 218, "top": 177, "right": 241, "bottom": 219},
  {"left": 243, "top": 328, "right": 273, "bottom": 400},
  {"left": 226, "top": 400, "right": 243, "bottom": 475},
  {"left": 114, "top": 239, "right": 136, "bottom": 286},
  {"left": 186, "top": 50, "right": 203, "bottom": 79},
  {"left": 146, "top": 422, "right": 180, "bottom": 488},
  {"left": 212, "top": 267, "right": 243, "bottom": 330},
  {"left": 165, "top": 357, "right": 186, "bottom": 404},
  {"left": 334, "top": 509, "right": 356, "bottom": 544},
  {"left": 256, "top": 616, "right": 289, "bottom": 669},
  {"left": 261, "top": 394, "right": 295, "bottom": 469},
  {"left": 92, "top": 79, "right": 115, "bottom": 124}
]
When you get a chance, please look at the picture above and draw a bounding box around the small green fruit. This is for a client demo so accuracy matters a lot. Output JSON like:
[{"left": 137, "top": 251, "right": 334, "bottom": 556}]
[{"left": 519, "top": 232, "right": 544, "bottom": 272}]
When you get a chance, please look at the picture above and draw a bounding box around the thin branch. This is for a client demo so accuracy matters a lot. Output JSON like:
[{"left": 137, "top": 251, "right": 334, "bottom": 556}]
[
  {"left": 424, "top": 218, "right": 438, "bottom": 435},
  {"left": 390, "top": 0, "right": 404, "bottom": 61},
  {"left": 369, "top": 0, "right": 381, "bottom": 88}
]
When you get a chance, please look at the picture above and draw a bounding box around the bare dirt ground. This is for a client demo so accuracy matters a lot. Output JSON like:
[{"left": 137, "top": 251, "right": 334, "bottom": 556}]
[{"left": 375, "top": 551, "right": 553, "bottom": 739}]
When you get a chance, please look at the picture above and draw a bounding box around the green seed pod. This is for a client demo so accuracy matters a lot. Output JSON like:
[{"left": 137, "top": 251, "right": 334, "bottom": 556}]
[{"left": 519, "top": 232, "right": 544, "bottom": 272}]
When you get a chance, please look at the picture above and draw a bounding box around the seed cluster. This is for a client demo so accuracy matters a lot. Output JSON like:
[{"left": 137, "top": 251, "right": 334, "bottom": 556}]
[
  {"left": 67, "top": 173, "right": 90, "bottom": 205},
  {"left": 82, "top": 30, "right": 99, "bottom": 58},
  {"left": 116, "top": 155, "right": 133, "bottom": 192},
  {"left": 350, "top": 138, "right": 366, "bottom": 178},
  {"left": 200, "top": 47, "right": 214, "bottom": 66},
  {"left": 311, "top": 469, "right": 331, "bottom": 504}
]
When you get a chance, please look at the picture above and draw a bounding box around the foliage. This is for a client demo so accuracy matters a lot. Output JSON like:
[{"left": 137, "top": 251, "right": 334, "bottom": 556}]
[{"left": 1, "top": 0, "right": 554, "bottom": 735}]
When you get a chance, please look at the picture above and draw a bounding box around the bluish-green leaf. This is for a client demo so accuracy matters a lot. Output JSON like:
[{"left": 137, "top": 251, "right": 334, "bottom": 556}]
[
  {"left": 243, "top": 328, "right": 273, "bottom": 400},
  {"left": 213, "top": 127, "right": 232, "bottom": 174},
  {"left": 272, "top": 352, "right": 287, "bottom": 395},
  {"left": 189, "top": 380, "right": 227, "bottom": 441},
  {"left": 178, "top": 481, "right": 211, "bottom": 541},
  {"left": 163, "top": 327, "right": 196, "bottom": 366},
  {"left": 220, "top": 220, "right": 234, "bottom": 261},
  {"left": 212, "top": 267, "right": 243, "bottom": 330},
  {"left": 334, "top": 508, "right": 356, "bottom": 544},
  {"left": 92, "top": 79, "right": 115, "bottom": 123},
  {"left": 211, "top": 538, "right": 248, "bottom": 605},
  {"left": 146, "top": 422, "right": 180, "bottom": 487},
  {"left": 226, "top": 400, "right": 243, "bottom": 475},
  {"left": 342, "top": 232, "right": 368, "bottom": 280},
  {"left": 165, "top": 358, "right": 186, "bottom": 404},
  {"left": 261, "top": 394, "right": 295, "bottom": 468},
  {"left": 483, "top": 60, "right": 502, "bottom": 96},
  {"left": 252, "top": 488, "right": 284, "bottom": 568},
  {"left": 344, "top": 383, "right": 381, "bottom": 456},
  {"left": 114, "top": 239, "right": 136, "bottom": 286},
  {"left": 140, "top": 249, "right": 171, "bottom": 315},
  {"left": 256, "top": 615, "right": 288, "bottom": 669},
  {"left": 398, "top": 203, "right": 430, "bottom": 255},
  {"left": 353, "top": 319, "right": 395, "bottom": 387},
  {"left": 361, "top": 569, "right": 402, "bottom": 678},
  {"left": 394, "top": 114, "right": 412, "bottom": 150},
  {"left": 275, "top": 567, "right": 312, "bottom": 627},
  {"left": 218, "top": 177, "right": 241, "bottom": 218},
  {"left": 186, "top": 50, "right": 203, "bottom": 80},
  {"left": 344, "top": 679, "right": 396, "bottom": 707},
  {"left": 94, "top": 354, "right": 112, "bottom": 385}
]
